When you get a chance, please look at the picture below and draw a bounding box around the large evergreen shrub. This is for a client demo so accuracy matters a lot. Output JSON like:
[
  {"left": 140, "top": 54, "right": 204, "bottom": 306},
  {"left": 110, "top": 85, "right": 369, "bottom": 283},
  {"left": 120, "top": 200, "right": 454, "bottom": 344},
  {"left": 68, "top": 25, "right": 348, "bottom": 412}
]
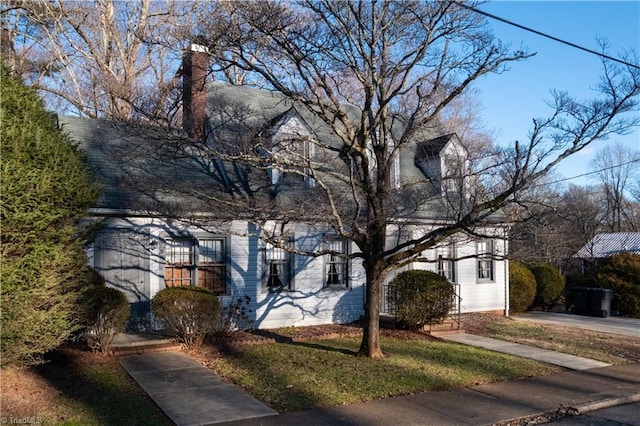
[
  {"left": 531, "top": 263, "right": 565, "bottom": 311},
  {"left": 152, "top": 286, "right": 221, "bottom": 349},
  {"left": 597, "top": 252, "right": 640, "bottom": 318},
  {"left": 1, "top": 65, "right": 99, "bottom": 366},
  {"left": 387, "top": 270, "right": 455, "bottom": 330},
  {"left": 509, "top": 260, "right": 536, "bottom": 313}
]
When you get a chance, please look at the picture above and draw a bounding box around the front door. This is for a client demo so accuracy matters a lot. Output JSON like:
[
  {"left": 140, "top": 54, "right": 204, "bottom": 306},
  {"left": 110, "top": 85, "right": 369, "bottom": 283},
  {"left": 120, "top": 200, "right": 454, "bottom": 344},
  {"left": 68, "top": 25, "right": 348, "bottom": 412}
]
[{"left": 94, "top": 230, "right": 151, "bottom": 330}]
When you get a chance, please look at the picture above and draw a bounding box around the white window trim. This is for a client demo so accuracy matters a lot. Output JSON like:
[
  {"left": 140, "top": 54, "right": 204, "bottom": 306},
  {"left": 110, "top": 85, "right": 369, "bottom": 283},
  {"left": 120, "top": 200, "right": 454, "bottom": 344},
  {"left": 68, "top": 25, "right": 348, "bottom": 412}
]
[
  {"left": 164, "top": 235, "right": 228, "bottom": 294},
  {"left": 477, "top": 239, "right": 495, "bottom": 283},
  {"left": 263, "top": 236, "right": 295, "bottom": 292},
  {"left": 324, "top": 236, "right": 349, "bottom": 290},
  {"left": 436, "top": 242, "right": 456, "bottom": 283}
]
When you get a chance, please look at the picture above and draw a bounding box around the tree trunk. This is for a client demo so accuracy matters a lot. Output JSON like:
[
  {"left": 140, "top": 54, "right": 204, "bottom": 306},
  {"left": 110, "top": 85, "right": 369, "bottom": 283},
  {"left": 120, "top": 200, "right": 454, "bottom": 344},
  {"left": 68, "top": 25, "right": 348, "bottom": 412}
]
[{"left": 358, "top": 263, "right": 386, "bottom": 358}]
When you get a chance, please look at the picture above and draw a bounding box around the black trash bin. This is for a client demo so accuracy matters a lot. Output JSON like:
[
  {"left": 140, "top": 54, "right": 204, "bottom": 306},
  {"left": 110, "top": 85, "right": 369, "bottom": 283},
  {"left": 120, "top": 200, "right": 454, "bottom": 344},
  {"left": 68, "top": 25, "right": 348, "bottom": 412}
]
[
  {"left": 568, "top": 287, "right": 614, "bottom": 317},
  {"left": 568, "top": 287, "right": 589, "bottom": 315},
  {"left": 587, "top": 288, "right": 613, "bottom": 318}
]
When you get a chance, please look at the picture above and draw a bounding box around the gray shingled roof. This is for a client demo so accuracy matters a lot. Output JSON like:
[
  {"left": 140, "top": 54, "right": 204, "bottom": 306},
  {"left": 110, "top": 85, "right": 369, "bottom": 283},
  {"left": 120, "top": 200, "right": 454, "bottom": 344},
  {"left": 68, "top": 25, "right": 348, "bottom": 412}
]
[
  {"left": 574, "top": 232, "right": 640, "bottom": 259},
  {"left": 61, "top": 83, "right": 503, "bottom": 224},
  {"left": 60, "top": 115, "right": 241, "bottom": 214}
]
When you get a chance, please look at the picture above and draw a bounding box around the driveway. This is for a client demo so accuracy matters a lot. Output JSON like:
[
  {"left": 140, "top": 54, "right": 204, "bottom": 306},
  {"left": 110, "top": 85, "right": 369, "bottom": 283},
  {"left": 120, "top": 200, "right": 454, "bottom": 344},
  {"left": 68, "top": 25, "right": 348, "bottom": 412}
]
[{"left": 513, "top": 312, "right": 640, "bottom": 338}]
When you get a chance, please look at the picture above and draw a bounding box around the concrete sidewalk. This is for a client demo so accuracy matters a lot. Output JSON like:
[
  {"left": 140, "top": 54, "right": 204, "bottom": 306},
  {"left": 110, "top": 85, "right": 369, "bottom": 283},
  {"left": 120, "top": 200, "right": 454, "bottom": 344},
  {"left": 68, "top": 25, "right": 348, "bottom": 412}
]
[
  {"left": 514, "top": 312, "right": 640, "bottom": 337},
  {"left": 220, "top": 363, "right": 640, "bottom": 426},
  {"left": 440, "top": 333, "right": 611, "bottom": 370},
  {"left": 119, "top": 352, "right": 277, "bottom": 426}
]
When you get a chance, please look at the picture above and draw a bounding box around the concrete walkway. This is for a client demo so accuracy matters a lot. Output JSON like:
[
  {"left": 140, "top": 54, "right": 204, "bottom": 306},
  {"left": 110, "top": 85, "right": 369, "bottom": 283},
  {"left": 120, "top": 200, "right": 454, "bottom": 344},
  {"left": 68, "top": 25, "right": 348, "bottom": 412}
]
[
  {"left": 119, "top": 352, "right": 277, "bottom": 426},
  {"left": 440, "top": 333, "right": 611, "bottom": 370},
  {"left": 514, "top": 311, "right": 640, "bottom": 337}
]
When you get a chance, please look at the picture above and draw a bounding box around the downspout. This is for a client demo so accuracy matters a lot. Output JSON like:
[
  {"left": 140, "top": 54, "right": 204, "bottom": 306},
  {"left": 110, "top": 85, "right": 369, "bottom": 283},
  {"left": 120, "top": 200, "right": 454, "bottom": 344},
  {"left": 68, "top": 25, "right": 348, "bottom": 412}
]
[{"left": 504, "top": 227, "right": 510, "bottom": 317}]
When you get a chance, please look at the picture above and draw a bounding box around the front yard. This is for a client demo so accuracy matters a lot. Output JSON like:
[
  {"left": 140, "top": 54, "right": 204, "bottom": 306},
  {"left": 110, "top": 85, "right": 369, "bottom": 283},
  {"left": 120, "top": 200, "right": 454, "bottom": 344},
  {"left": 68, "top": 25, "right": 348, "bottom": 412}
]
[
  {"left": 2, "top": 313, "right": 639, "bottom": 422},
  {"left": 193, "top": 331, "right": 559, "bottom": 412}
]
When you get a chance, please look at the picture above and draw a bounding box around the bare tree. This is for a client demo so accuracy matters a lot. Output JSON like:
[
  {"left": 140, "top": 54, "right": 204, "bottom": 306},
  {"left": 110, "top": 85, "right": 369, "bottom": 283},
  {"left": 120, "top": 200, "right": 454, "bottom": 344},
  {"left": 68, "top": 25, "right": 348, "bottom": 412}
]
[
  {"left": 172, "top": 0, "right": 640, "bottom": 358},
  {"left": 1, "top": 0, "right": 192, "bottom": 125},
  {"left": 510, "top": 182, "right": 608, "bottom": 271},
  {"left": 589, "top": 142, "right": 640, "bottom": 231}
]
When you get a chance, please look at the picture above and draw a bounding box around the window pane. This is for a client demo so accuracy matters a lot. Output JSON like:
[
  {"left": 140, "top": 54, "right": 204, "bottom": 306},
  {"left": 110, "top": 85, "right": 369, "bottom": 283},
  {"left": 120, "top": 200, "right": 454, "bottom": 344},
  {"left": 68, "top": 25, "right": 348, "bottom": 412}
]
[
  {"left": 165, "top": 266, "right": 192, "bottom": 287},
  {"left": 437, "top": 243, "right": 455, "bottom": 282},
  {"left": 478, "top": 259, "right": 493, "bottom": 280},
  {"left": 199, "top": 239, "right": 224, "bottom": 263},
  {"left": 265, "top": 239, "right": 291, "bottom": 290},
  {"left": 325, "top": 237, "right": 347, "bottom": 287},
  {"left": 198, "top": 238, "right": 225, "bottom": 294},
  {"left": 166, "top": 238, "right": 193, "bottom": 287},
  {"left": 198, "top": 265, "right": 225, "bottom": 294},
  {"left": 167, "top": 239, "right": 192, "bottom": 265},
  {"left": 477, "top": 240, "right": 494, "bottom": 281}
]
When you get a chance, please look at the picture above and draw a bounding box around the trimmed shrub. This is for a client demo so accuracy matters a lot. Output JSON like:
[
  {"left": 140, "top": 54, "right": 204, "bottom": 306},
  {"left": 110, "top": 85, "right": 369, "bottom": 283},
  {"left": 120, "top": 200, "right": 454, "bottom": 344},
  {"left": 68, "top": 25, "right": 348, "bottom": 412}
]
[
  {"left": 86, "top": 284, "right": 130, "bottom": 353},
  {"left": 531, "top": 263, "right": 564, "bottom": 310},
  {"left": 387, "top": 270, "right": 455, "bottom": 330},
  {"left": 509, "top": 260, "right": 537, "bottom": 313},
  {"left": 597, "top": 252, "right": 640, "bottom": 318},
  {"left": 152, "top": 286, "right": 221, "bottom": 349}
]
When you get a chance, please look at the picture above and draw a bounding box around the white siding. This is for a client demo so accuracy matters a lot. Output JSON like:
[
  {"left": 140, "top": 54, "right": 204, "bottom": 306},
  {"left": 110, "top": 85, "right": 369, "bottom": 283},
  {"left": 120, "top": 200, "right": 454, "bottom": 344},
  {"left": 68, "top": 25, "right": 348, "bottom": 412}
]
[
  {"left": 389, "top": 227, "right": 509, "bottom": 315},
  {"left": 223, "top": 222, "right": 365, "bottom": 329},
  {"left": 88, "top": 217, "right": 507, "bottom": 331}
]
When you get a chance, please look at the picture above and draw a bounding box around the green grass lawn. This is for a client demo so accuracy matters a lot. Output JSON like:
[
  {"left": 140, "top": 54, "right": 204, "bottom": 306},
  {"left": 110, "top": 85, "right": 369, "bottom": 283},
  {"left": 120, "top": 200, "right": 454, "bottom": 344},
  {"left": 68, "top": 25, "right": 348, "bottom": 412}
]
[{"left": 202, "top": 336, "right": 560, "bottom": 412}]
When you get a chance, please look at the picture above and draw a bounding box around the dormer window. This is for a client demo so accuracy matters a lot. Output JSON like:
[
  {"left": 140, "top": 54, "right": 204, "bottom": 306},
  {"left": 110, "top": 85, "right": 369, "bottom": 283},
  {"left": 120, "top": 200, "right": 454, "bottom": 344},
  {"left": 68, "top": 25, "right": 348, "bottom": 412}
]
[
  {"left": 265, "top": 110, "right": 316, "bottom": 189},
  {"left": 415, "top": 134, "right": 468, "bottom": 196},
  {"left": 443, "top": 157, "right": 466, "bottom": 195}
]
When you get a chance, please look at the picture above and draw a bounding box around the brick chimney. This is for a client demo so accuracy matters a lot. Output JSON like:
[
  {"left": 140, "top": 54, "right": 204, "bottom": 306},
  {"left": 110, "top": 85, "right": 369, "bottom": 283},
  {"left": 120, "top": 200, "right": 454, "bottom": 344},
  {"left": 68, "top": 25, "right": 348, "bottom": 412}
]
[{"left": 182, "top": 42, "right": 209, "bottom": 141}]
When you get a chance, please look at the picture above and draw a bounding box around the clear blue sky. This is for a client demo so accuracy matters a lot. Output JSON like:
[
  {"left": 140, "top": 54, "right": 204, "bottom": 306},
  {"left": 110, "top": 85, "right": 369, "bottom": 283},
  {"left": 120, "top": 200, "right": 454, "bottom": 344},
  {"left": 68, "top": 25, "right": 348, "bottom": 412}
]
[{"left": 471, "top": 0, "right": 640, "bottom": 188}]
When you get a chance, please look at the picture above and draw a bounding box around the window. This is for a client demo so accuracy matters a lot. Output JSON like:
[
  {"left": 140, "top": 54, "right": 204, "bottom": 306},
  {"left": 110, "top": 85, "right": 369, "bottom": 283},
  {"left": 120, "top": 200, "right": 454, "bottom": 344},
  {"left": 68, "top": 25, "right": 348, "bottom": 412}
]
[
  {"left": 436, "top": 243, "right": 455, "bottom": 282},
  {"left": 324, "top": 236, "right": 348, "bottom": 288},
  {"left": 443, "top": 158, "right": 465, "bottom": 194},
  {"left": 477, "top": 240, "right": 494, "bottom": 282},
  {"left": 165, "top": 237, "right": 226, "bottom": 294},
  {"left": 165, "top": 239, "right": 193, "bottom": 287},
  {"left": 264, "top": 237, "right": 293, "bottom": 291},
  {"left": 198, "top": 238, "right": 226, "bottom": 294}
]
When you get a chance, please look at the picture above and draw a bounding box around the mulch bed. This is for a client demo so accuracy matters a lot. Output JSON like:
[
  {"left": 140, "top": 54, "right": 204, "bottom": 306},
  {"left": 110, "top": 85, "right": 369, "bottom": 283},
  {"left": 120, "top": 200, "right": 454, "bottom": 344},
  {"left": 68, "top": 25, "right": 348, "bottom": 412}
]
[{"left": 209, "top": 318, "right": 457, "bottom": 347}]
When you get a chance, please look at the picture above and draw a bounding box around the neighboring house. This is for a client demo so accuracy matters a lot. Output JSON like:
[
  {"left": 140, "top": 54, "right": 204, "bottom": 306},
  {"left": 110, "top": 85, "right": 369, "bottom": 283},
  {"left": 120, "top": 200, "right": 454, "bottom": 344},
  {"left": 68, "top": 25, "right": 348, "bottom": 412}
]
[
  {"left": 63, "top": 45, "right": 510, "bottom": 330},
  {"left": 574, "top": 232, "right": 640, "bottom": 272}
]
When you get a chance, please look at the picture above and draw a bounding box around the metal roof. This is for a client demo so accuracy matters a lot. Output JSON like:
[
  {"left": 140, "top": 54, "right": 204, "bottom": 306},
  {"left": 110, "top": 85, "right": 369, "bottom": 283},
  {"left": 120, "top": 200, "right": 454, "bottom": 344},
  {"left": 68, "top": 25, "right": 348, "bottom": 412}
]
[{"left": 574, "top": 232, "right": 640, "bottom": 259}]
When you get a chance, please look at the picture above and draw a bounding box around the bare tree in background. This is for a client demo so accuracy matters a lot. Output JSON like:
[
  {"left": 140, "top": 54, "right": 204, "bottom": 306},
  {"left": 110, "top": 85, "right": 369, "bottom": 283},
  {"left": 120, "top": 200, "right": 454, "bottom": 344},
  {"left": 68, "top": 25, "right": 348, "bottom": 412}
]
[
  {"left": 589, "top": 142, "right": 640, "bottom": 231},
  {"left": 510, "top": 182, "right": 608, "bottom": 270},
  {"left": 1, "top": 0, "right": 193, "bottom": 124},
  {"left": 169, "top": 0, "right": 639, "bottom": 358}
]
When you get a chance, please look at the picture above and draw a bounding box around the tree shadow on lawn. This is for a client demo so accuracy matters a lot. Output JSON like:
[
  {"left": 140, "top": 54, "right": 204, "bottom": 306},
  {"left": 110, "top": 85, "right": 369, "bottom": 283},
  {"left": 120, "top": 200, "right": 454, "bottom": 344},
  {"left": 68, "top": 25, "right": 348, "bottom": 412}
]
[
  {"left": 247, "top": 329, "right": 358, "bottom": 355},
  {"left": 34, "top": 347, "right": 171, "bottom": 425},
  {"left": 212, "top": 337, "right": 459, "bottom": 410}
]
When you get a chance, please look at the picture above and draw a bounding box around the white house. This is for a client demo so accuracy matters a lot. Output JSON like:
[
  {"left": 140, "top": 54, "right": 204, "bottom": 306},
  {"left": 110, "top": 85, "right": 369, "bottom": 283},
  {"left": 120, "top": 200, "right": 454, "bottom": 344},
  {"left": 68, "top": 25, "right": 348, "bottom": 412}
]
[{"left": 63, "top": 47, "right": 510, "bottom": 330}]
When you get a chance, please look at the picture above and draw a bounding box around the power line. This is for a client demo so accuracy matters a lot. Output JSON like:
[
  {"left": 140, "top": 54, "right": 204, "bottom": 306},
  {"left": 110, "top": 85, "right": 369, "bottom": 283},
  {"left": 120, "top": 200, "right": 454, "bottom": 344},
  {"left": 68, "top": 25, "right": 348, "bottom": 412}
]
[
  {"left": 532, "top": 158, "right": 640, "bottom": 188},
  {"left": 457, "top": 2, "right": 640, "bottom": 70}
]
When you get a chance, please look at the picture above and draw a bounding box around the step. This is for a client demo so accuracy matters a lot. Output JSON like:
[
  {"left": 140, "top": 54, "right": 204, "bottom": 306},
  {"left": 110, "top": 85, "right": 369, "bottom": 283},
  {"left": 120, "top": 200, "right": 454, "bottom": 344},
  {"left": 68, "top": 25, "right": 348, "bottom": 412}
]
[
  {"left": 429, "top": 328, "right": 466, "bottom": 337},
  {"left": 112, "top": 341, "right": 181, "bottom": 357},
  {"left": 379, "top": 315, "right": 463, "bottom": 335}
]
